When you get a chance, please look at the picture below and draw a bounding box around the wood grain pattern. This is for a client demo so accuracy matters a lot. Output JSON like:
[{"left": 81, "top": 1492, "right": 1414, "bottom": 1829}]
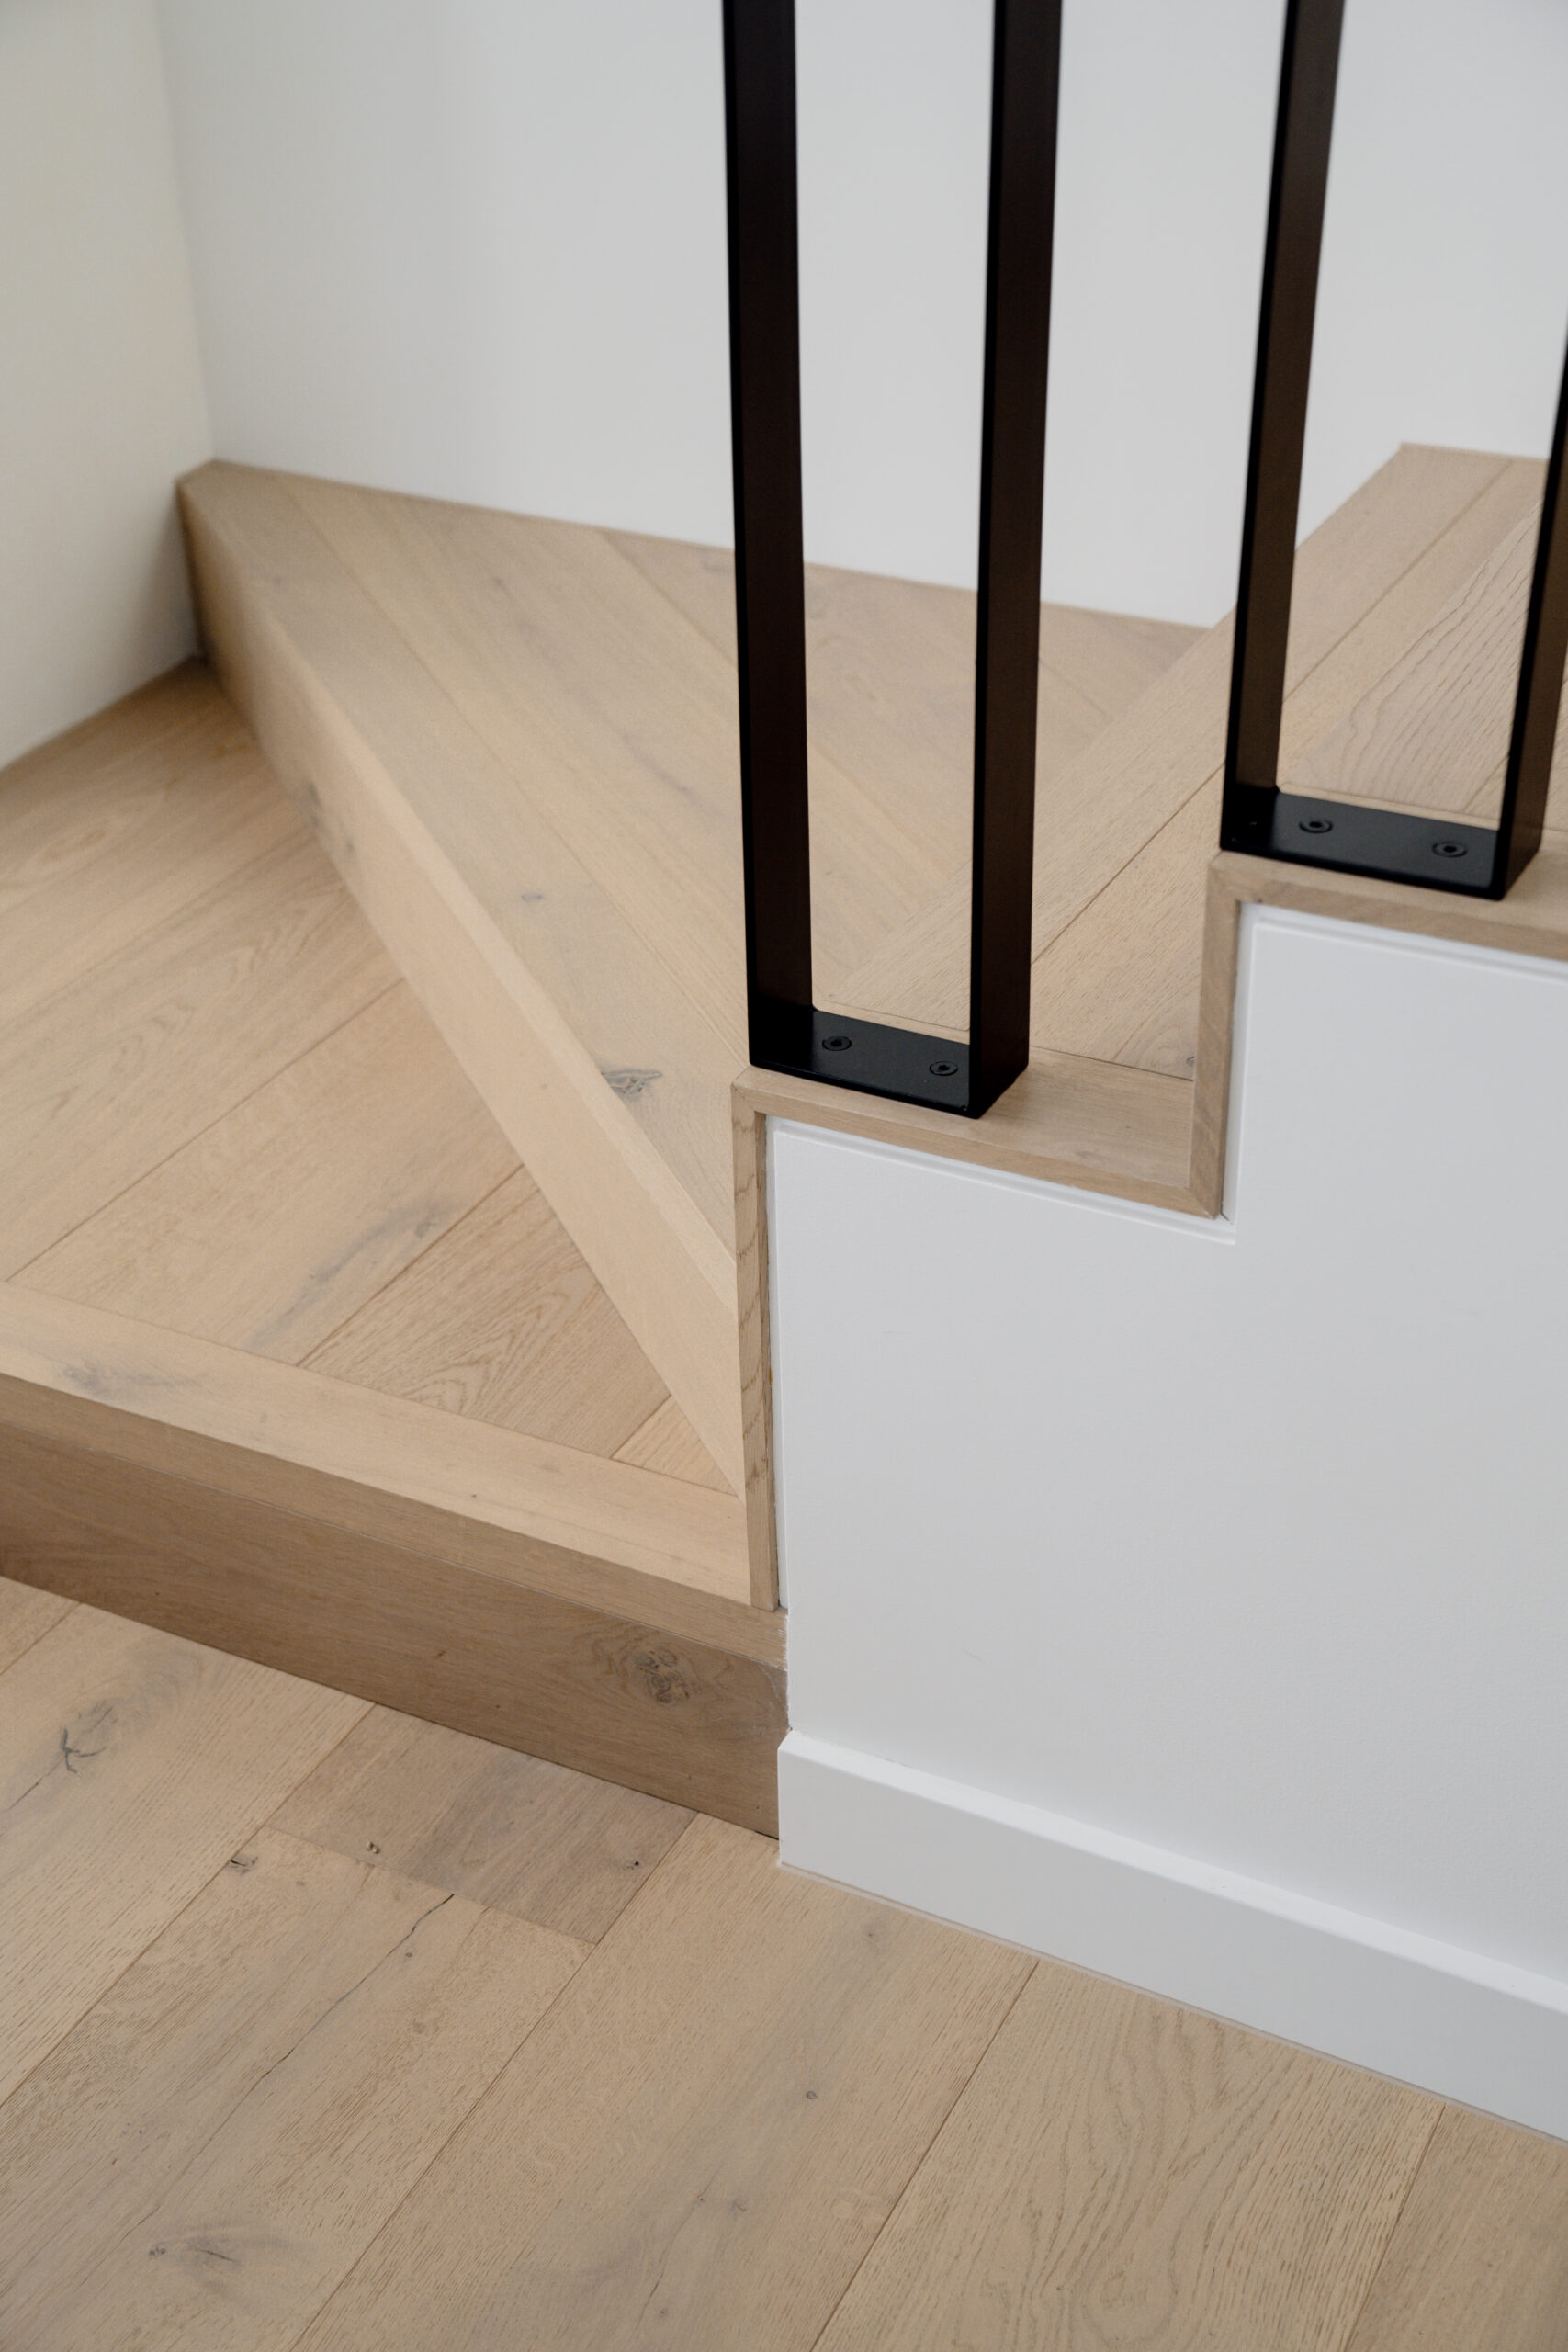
[
  {"left": 610, "top": 528, "right": 1200, "bottom": 879},
  {"left": 294, "top": 1816, "right": 1032, "bottom": 2352},
  {"left": 0, "top": 1827, "right": 583, "bottom": 2350},
  {"left": 836, "top": 445, "right": 1515, "bottom": 1037},
  {"left": 0, "top": 1571, "right": 73, "bottom": 1675},
  {"left": 0, "top": 664, "right": 302, "bottom": 1031},
  {"left": 182, "top": 460, "right": 749, "bottom": 1489},
  {"left": 0, "top": 1280, "right": 755, "bottom": 1623},
  {"left": 614, "top": 1395, "right": 731, "bottom": 1491},
  {"left": 22, "top": 982, "right": 518, "bottom": 1361},
  {"left": 304, "top": 1163, "right": 671, "bottom": 1460},
  {"left": 0, "top": 1420, "right": 784, "bottom": 1831},
  {"left": 815, "top": 1962, "right": 1440, "bottom": 2352},
  {"left": 0, "top": 829, "right": 390, "bottom": 1277},
  {"left": 272, "top": 1703, "right": 691, "bottom": 1940},
  {"left": 1025, "top": 455, "right": 1552, "bottom": 1083},
  {"left": 0, "top": 1604, "right": 363, "bottom": 2104},
  {"left": 290, "top": 478, "right": 945, "bottom": 1016},
  {"left": 1342, "top": 2104, "right": 1568, "bottom": 2351},
  {"left": 737, "top": 1046, "right": 1201, "bottom": 1217}
]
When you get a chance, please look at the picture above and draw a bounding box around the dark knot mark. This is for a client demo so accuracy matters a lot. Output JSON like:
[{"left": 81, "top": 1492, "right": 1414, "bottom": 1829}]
[{"left": 604, "top": 1069, "right": 661, "bottom": 1101}]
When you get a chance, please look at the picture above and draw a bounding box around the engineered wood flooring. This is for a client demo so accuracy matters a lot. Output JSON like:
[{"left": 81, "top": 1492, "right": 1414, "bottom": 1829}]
[
  {"left": 0, "top": 667, "right": 729, "bottom": 1498},
  {"left": 1, "top": 1586, "right": 1562, "bottom": 2352}
]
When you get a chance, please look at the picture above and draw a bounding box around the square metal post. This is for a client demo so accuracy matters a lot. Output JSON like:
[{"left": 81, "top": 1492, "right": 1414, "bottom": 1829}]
[
  {"left": 1221, "top": 0, "right": 1568, "bottom": 900},
  {"left": 724, "top": 0, "right": 1060, "bottom": 1116}
]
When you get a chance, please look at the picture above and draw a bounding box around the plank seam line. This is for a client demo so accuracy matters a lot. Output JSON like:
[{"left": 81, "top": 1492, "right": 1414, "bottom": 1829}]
[
  {"left": 270, "top": 475, "right": 756, "bottom": 1121},
  {"left": 796, "top": 1949, "right": 1042, "bottom": 2352},
  {"left": 1334, "top": 2101, "right": 1447, "bottom": 2352},
  {"left": 288, "top": 1810, "right": 703, "bottom": 2340},
  {"left": 6, "top": 963, "right": 403, "bottom": 1289}
]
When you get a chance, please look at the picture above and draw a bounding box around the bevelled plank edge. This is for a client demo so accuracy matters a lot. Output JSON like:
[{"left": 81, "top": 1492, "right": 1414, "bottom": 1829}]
[
  {"left": 0, "top": 1282, "right": 781, "bottom": 1665},
  {"left": 178, "top": 462, "right": 746, "bottom": 1491}
]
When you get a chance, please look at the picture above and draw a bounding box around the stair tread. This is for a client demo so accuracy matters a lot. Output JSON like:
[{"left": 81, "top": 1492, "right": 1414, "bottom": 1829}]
[{"left": 0, "top": 667, "right": 743, "bottom": 1626}]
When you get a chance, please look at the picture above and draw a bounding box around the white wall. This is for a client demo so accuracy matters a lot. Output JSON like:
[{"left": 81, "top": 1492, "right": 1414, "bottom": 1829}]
[
  {"left": 155, "top": 0, "right": 1568, "bottom": 626},
  {"left": 1, "top": 0, "right": 210, "bottom": 768},
  {"left": 770, "top": 907, "right": 1568, "bottom": 2134}
]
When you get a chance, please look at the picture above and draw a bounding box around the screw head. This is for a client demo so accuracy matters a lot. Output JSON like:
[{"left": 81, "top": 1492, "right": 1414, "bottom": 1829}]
[
  {"left": 821, "top": 1034, "right": 852, "bottom": 1052},
  {"left": 1299, "top": 815, "right": 1334, "bottom": 834},
  {"left": 929, "top": 1059, "right": 959, "bottom": 1078},
  {"left": 1432, "top": 839, "right": 1468, "bottom": 859}
]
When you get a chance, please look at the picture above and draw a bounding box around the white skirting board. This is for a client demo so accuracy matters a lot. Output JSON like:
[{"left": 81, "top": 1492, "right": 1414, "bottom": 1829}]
[{"left": 779, "top": 1730, "right": 1568, "bottom": 2143}]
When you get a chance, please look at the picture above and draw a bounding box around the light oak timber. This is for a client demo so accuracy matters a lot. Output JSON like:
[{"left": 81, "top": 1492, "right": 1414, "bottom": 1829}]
[
  {"left": 733, "top": 1086, "right": 781, "bottom": 1608},
  {"left": 1273, "top": 455, "right": 1545, "bottom": 781},
  {"left": 1023, "top": 457, "right": 1553, "bottom": 1082},
  {"left": 614, "top": 1394, "right": 733, "bottom": 1491},
  {"left": 0, "top": 829, "right": 391, "bottom": 1278},
  {"left": 610, "top": 526, "right": 1200, "bottom": 877},
  {"left": 304, "top": 1162, "right": 671, "bottom": 1458},
  {"left": 0, "top": 1572, "right": 73, "bottom": 1675},
  {"left": 0, "top": 1421, "right": 784, "bottom": 1832},
  {"left": 0, "top": 1282, "right": 761, "bottom": 1638},
  {"left": 0, "top": 1606, "right": 364, "bottom": 2104},
  {"left": 1292, "top": 505, "right": 1568, "bottom": 823},
  {"left": 737, "top": 1047, "right": 1202, "bottom": 1216},
  {"left": 288, "top": 475, "right": 945, "bottom": 1016},
  {"left": 1341, "top": 2104, "right": 1568, "bottom": 2350},
  {"left": 0, "top": 664, "right": 302, "bottom": 1030},
  {"left": 0, "top": 1827, "right": 584, "bottom": 2350},
  {"left": 272, "top": 1703, "right": 691, "bottom": 1941},
  {"left": 292, "top": 1816, "right": 1032, "bottom": 2352},
  {"left": 835, "top": 445, "right": 1517, "bottom": 1036},
  {"left": 181, "top": 459, "right": 748, "bottom": 1491},
  {"left": 814, "top": 1963, "right": 1439, "bottom": 2352},
  {"left": 22, "top": 981, "right": 518, "bottom": 1362}
]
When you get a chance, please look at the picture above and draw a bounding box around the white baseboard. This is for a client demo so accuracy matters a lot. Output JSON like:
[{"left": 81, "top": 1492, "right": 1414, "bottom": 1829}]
[{"left": 779, "top": 1731, "right": 1568, "bottom": 2141}]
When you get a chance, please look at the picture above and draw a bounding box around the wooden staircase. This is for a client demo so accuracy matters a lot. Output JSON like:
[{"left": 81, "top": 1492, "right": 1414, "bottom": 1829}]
[{"left": 2, "top": 439, "right": 1560, "bottom": 1829}]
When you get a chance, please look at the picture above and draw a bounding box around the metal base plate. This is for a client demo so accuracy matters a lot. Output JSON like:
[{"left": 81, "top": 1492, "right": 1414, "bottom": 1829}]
[
  {"left": 1222, "top": 786, "right": 1501, "bottom": 896},
  {"left": 753, "top": 1009, "right": 978, "bottom": 1114}
]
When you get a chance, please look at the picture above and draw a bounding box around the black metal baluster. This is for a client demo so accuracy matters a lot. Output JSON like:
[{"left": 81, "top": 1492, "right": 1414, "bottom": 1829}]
[
  {"left": 723, "top": 0, "right": 1060, "bottom": 1116},
  {"left": 1222, "top": 0, "right": 1565, "bottom": 901}
]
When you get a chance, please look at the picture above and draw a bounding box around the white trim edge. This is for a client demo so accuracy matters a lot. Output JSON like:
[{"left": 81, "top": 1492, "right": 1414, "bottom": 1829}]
[{"left": 778, "top": 1731, "right": 1568, "bottom": 2140}]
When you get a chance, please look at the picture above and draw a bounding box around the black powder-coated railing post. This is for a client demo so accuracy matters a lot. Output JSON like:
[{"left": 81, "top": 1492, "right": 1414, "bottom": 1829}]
[
  {"left": 1221, "top": 0, "right": 1568, "bottom": 900},
  {"left": 723, "top": 0, "right": 1061, "bottom": 1117},
  {"left": 970, "top": 0, "right": 1060, "bottom": 1113},
  {"left": 1223, "top": 0, "right": 1344, "bottom": 838},
  {"left": 723, "top": 0, "right": 814, "bottom": 1069}
]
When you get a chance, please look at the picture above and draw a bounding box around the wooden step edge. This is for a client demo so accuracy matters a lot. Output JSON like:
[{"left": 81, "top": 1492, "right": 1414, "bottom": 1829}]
[
  {"left": 0, "top": 1418, "right": 784, "bottom": 1833},
  {"left": 177, "top": 463, "right": 748, "bottom": 1494},
  {"left": 0, "top": 1283, "right": 779, "bottom": 1667}
]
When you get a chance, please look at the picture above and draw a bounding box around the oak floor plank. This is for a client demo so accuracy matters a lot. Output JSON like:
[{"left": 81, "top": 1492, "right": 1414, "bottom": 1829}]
[
  {"left": 295, "top": 1815, "right": 1032, "bottom": 2351},
  {"left": 837, "top": 444, "right": 1512, "bottom": 1035},
  {"left": 24, "top": 982, "right": 518, "bottom": 1364},
  {"left": 0, "top": 1571, "right": 73, "bottom": 1675},
  {"left": 0, "top": 1826, "right": 584, "bottom": 2351},
  {"left": 1028, "top": 457, "right": 1553, "bottom": 1080},
  {"left": 1342, "top": 2104, "right": 1568, "bottom": 2352},
  {"left": 184, "top": 461, "right": 746, "bottom": 1254},
  {"left": 815, "top": 1965, "right": 1440, "bottom": 2352},
  {"left": 0, "top": 664, "right": 301, "bottom": 1030},
  {"left": 0, "top": 1607, "right": 364, "bottom": 2103},
  {"left": 615, "top": 1393, "right": 731, "bottom": 1491},
  {"left": 271, "top": 1703, "right": 692, "bottom": 1942},
  {"left": 304, "top": 1163, "right": 668, "bottom": 1458},
  {"left": 609, "top": 528, "right": 1200, "bottom": 878},
  {"left": 0, "top": 831, "right": 391, "bottom": 1277},
  {"left": 289, "top": 478, "right": 946, "bottom": 1017}
]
